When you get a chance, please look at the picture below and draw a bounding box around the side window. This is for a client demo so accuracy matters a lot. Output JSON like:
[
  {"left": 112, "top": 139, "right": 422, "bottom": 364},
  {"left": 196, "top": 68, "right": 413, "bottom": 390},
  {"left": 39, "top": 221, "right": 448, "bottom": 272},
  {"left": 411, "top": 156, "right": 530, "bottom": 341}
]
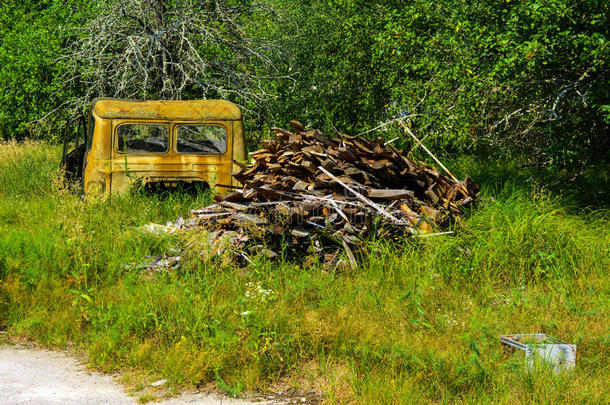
[
  {"left": 116, "top": 123, "right": 169, "bottom": 153},
  {"left": 176, "top": 124, "right": 227, "bottom": 154}
]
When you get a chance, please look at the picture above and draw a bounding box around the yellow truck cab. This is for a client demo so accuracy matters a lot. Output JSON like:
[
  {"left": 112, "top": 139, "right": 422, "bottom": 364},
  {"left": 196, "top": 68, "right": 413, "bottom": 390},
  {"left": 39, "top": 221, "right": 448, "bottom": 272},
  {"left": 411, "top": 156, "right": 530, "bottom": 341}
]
[{"left": 63, "top": 98, "right": 247, "bottom": 196}]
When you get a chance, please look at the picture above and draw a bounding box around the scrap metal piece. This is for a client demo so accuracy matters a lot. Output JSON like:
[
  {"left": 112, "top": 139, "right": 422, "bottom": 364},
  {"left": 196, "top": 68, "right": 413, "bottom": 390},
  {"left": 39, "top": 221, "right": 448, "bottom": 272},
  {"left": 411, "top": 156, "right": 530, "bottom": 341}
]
[{"left": 500, "top": 334, "right": 577, "bottom": 373}]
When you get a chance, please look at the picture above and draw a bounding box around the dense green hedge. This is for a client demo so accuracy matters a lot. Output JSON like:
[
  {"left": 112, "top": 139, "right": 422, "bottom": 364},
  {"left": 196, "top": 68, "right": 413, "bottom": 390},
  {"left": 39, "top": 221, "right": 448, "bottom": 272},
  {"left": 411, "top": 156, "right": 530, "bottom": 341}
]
[
  {"left": 0, "top": 0, "right": 91, "bottom": 140},
  {"left": 1, "top": 0, "right": 608, "bottom": 174},
  {"left": 267, "top": 0, "right": 610, "bottom": 170}
]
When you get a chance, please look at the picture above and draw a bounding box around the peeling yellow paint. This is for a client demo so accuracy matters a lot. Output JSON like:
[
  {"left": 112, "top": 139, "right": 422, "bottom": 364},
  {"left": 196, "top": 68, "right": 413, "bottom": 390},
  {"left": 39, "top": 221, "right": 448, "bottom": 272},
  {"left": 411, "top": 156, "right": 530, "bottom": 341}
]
[{"left": 83, "top": 98, "right": 247, "bottom": 196}]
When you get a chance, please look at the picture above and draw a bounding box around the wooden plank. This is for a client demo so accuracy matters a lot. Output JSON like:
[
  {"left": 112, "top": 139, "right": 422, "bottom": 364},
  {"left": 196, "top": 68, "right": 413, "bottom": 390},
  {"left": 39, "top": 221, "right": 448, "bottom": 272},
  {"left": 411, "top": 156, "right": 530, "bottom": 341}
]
[
  {"left": 318, "top": 166, "right": 405, "bottom": 225},
  {"left": 366, "top": 188, "right": 415, "bottom": 199}
]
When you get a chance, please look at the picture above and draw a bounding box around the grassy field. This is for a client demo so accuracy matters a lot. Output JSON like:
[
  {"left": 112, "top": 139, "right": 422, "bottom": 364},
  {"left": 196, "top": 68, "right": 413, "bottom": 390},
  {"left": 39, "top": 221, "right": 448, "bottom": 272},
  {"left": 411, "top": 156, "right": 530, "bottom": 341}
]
[{"left": 0, "top": 141, "right": 608, "bottom": 404}]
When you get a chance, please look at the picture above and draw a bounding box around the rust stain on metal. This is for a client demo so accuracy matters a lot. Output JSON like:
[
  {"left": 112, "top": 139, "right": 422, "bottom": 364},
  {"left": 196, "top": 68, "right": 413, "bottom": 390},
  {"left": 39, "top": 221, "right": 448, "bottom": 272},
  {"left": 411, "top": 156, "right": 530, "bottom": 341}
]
[{"left": 82, "top": 98, "right": 247, "bottom": 196}]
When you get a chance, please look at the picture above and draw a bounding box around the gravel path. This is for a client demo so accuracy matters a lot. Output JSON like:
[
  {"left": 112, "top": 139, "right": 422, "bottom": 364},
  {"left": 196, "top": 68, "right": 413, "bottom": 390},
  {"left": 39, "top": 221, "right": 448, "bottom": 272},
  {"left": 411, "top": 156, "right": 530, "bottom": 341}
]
[{"left": 0, "top": 345, "right": 276, "bottom": 405}]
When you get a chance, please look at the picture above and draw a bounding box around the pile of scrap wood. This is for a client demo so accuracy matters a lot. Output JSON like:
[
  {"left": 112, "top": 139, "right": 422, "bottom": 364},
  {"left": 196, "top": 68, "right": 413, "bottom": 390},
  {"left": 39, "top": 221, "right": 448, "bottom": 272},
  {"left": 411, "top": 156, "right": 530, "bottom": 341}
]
[{"left": 186, "top": 121, "right": 479, "bottom": 267}]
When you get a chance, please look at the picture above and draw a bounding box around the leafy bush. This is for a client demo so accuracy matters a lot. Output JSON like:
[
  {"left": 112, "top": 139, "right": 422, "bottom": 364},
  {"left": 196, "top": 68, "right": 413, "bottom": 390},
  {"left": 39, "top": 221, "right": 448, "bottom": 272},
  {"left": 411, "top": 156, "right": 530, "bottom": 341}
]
[
  {"left": 1, "top": 0, "right": 608, "bottom": 180},
  {"left": 1, "top": 142, "right": 608, "bottom": 403},
  {"left": 0, "top": 0, "right": 91, "bottom": 140},
  {"left": 269, "top": 0, "right": 609, "bottom": 172}
]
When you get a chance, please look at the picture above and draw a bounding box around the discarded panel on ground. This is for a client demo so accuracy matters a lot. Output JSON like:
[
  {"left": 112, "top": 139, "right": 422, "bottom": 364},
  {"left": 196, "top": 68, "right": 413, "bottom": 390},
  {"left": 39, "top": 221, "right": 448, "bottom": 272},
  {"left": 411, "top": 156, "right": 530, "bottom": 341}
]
[{"left": 500, "top": 334, "right": 576, "bottom": 373}]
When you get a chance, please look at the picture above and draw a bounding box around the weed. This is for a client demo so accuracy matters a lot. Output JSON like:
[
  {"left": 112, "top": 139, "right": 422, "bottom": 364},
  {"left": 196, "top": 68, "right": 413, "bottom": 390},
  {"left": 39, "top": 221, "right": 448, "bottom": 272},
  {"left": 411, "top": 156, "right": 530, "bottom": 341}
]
[
  {"left": 1, "top": 141, "right": 608, "bottom": 403},
  {"left": 137, "top": 393, "right": 158, "bottom": 404}
]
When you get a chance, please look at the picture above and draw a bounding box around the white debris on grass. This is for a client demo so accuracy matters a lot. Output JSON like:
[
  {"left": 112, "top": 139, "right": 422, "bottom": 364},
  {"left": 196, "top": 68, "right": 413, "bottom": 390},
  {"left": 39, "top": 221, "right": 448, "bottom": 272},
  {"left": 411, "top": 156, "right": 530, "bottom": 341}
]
[
  {"left": 439, "top": 311, "right": 459, "bottom": 327},
  {"left": 150, "top": 379, "right": 168, "bottom": 387},
  {"left": 140, "top": 216, "right": 186, "bottom": 235},
  {"left": 500, "top": 334, "right": 577, "bottom": 373}
]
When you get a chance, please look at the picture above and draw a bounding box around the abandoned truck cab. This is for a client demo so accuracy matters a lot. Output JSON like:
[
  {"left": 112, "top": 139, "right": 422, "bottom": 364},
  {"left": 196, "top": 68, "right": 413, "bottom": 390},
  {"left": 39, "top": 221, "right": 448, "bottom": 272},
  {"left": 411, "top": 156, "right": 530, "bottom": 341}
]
[{"left": 78, "top": 98, "right": 246, "bottom": 196}]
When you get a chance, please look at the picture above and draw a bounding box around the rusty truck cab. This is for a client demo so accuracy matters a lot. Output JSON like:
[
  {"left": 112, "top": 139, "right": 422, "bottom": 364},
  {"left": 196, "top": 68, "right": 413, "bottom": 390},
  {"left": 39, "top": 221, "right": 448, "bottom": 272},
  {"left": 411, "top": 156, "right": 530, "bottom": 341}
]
[{"left": 82, "top": 98, "right": 246, "bottom": 196}]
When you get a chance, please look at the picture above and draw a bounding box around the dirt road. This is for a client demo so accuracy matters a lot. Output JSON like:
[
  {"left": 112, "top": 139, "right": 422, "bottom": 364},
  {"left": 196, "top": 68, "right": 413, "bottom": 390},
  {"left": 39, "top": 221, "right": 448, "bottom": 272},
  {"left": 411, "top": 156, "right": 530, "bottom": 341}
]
[{"left": 0, "top": 345, "right": 278, "bottom": 405}]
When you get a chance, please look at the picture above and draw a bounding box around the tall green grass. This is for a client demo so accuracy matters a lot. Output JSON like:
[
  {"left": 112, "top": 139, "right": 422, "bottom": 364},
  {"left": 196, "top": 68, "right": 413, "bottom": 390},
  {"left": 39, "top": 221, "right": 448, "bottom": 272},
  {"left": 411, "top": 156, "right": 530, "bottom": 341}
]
[
  {"left": 0, "top": 140, "right": 58, "bottom": 198},
  {"left": 1, "top": 141, "right": 609, "bottom": 403}
]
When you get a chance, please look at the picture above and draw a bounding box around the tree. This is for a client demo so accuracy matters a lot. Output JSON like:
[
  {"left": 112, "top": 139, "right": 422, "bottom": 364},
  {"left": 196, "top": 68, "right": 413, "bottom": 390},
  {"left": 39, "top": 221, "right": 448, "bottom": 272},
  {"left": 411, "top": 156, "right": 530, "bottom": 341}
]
[
  {"left": 0, "top": 0, "right": 90, "bottom": 140},
  {"left": 54, "top": 0, "right": 289, "bottom": 125},
  {"left": 271, "top": 0, "right": 609, "bottom": 175}
]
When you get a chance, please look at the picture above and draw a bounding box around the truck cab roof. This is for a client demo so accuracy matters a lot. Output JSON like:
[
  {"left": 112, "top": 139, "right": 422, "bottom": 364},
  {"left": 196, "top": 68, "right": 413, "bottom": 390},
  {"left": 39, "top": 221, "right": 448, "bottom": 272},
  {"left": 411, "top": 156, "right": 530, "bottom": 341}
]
[{"left": 91, "top": 98, "right": 242, "bottom": 121}]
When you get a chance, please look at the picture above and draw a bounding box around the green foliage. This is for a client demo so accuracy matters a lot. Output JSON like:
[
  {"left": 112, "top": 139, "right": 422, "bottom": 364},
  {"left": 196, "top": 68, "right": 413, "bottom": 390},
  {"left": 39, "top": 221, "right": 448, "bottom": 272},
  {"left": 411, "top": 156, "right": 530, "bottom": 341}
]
[
  {"left": 263, "top": 0, "right": 391, "bottom": 134},
  {"left": 1, "top": 0, "right": 608, "bottom": 179},
  {"left": 1, "top": 142, "right": 609, "bottom": 403},
  {"left": 0, "top": 0, "right": 93, "bottom": 140},
  {"left": 0, "top": 140, "right": 59, "bottom": 197},
  {"left": 268, "top": 0, "right": 609, "bottom": 172}
]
